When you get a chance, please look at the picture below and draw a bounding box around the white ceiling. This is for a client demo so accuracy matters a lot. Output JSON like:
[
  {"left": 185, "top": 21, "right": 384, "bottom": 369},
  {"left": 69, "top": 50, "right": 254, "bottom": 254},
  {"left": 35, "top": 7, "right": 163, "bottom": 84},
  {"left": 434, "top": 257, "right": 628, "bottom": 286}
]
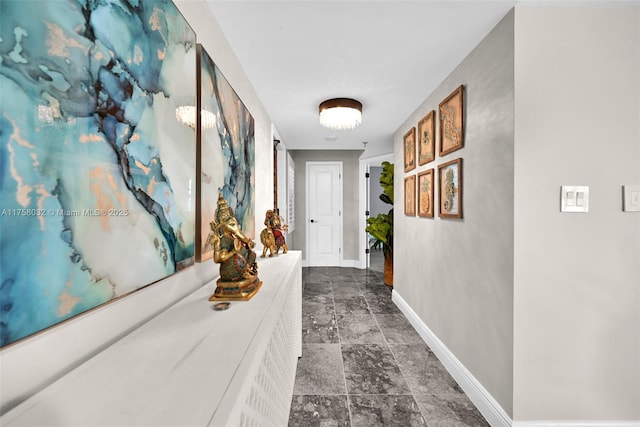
[{"left": 203, "top": 1, "right": 524, "bottom": 155}]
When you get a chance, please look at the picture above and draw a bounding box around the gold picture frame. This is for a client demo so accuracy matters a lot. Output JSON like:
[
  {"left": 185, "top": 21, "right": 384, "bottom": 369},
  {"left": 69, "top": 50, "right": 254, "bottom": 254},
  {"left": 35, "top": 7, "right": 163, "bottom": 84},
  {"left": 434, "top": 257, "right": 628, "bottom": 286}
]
[
  {"left": 403, "top": 127, "right": 416, "bottom": 172},
  {"left": 417, "top": 169, "right": 434, "bottom": 218},
  {"left": 438, "top": 158, "right": 463, "bottom": 219},
  {"left": 439, "top": 85, "right": 464, "bottom": 157},
  {"left": 404, "top": 175, "right": 416, "bottom": 216},
  {"left": 418, "top": 110, "right": 435, "bottom": 165}
]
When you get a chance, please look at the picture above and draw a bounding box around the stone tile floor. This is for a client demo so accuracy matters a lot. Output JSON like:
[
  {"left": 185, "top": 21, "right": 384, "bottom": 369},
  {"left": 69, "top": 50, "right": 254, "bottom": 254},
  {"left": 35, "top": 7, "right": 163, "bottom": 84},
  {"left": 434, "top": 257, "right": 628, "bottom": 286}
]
[{"left": 288, "top": 267, "right": 490, "bottom": 427}]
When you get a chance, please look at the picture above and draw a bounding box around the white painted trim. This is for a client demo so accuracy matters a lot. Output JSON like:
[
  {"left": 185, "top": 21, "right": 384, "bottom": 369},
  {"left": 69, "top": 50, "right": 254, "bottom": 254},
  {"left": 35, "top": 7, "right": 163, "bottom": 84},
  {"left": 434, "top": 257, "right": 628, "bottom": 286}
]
[
  {"left": 358, "top": 160, "right": 368, "bottom": 270},
  {"left": 392, "top": 290, "right": 512, "bottom": 427},
  {"left": 357, "top": 153, "right": 393, "bottom": 272},
  {"left": 300, "top": 259, "right": 361, "bottom": 269},
  {"left": 513, "top": 422, "right": 640, "bottom": 427},
  {"left": 340, "top": 259, "right": 360, "bottom": 268}
]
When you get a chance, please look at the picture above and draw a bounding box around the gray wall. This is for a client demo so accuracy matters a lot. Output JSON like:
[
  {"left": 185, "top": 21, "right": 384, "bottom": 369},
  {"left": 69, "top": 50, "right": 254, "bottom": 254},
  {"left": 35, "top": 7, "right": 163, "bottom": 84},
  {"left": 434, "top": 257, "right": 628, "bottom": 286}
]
[
  {"left": 394, "top": 10, "right": 515, "bottom": 416},
  {"left": 395, "top": 4, "right": 640, "bottom": 422},
  {"left": 513, "top": 6, "right": 640, "bottom": 421},
  {"left": 289, "top": 150, "right": 363, "bottom": 264}
]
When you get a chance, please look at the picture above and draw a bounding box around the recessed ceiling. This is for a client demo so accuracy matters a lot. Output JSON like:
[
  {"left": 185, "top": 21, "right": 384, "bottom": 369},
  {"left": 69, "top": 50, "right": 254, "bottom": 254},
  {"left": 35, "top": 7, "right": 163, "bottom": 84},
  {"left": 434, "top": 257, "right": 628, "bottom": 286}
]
[{"left": 206, "top": 1, "right": 519, "bottom": 155}]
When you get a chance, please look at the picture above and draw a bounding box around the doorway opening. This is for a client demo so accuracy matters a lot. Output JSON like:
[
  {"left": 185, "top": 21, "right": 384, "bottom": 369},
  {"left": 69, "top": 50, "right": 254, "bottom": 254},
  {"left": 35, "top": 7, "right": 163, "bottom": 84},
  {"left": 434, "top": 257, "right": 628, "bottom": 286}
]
[{"left": 358, "top": 153, "right": 393, "bottom": 270}]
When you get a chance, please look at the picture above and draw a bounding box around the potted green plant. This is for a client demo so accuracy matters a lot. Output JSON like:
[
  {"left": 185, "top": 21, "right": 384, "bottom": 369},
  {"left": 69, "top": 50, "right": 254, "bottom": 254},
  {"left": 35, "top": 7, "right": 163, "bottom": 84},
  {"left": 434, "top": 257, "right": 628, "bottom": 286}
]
[{"left": 365, "top": 161, "right": 394, "bottom": 286}]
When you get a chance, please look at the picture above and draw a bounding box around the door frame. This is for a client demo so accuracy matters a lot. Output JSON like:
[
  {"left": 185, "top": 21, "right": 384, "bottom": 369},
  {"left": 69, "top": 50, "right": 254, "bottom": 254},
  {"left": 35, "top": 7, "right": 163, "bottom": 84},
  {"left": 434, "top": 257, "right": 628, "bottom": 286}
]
[
  {"left": 305, "top": 161, "right": 343, "bottom": 266},
  {"left": 358, "top": 153, "right": 394, "bottom": 269}
]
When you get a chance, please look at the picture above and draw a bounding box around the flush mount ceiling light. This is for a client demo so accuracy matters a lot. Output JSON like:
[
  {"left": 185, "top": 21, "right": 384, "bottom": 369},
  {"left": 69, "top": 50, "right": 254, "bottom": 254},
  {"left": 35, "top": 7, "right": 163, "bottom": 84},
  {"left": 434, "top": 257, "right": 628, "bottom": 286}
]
[
  {"left": 175, "top": 106, "right": 216, "bottom": 129},
  {"left": 319, "top": 98, "right": 362, "bottom": 130}
]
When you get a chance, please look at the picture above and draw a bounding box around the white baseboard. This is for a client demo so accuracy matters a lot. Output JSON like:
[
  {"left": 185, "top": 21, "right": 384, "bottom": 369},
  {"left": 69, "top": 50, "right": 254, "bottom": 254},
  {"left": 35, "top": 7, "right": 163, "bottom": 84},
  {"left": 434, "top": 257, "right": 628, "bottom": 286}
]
[
  {"left": 392, "top": 290, "right": 512, "bottom": 427},
  {"left": 391, "top": 291, "right": 640, "bottom": 427},
  {"left": 300, "top": 259, "right": 362, "bottom": 268},
  {"left": 340, "top": 259, "right": 360, "bottom": 268},
  {"left": 514, "top": 422, "right": 640, "bottom": 427}
]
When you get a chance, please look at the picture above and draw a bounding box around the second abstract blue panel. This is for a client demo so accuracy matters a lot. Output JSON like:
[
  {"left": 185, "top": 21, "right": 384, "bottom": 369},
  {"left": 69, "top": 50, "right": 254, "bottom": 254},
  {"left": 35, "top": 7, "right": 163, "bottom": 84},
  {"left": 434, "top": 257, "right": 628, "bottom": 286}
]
[{"left": 197, "top": 44, "right": 255, "bottom": 261}]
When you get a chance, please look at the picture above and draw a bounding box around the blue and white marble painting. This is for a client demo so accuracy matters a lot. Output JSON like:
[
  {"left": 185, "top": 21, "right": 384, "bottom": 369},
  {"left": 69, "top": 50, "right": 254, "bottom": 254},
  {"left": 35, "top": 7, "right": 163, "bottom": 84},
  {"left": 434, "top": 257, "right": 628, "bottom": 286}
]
[
  {"left": 197, "top": 44, "right": 255, "bottom": 261},
  {"left": 0, "top": 0, "right": 196, "bottom": 347}
]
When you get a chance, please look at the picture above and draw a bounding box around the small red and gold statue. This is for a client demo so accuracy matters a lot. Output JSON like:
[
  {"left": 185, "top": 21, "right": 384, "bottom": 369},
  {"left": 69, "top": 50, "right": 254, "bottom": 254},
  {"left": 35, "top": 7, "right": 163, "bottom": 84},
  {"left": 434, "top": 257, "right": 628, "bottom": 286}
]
[{"left": 259, "top": 209, "right": 288, "bottom": 258}]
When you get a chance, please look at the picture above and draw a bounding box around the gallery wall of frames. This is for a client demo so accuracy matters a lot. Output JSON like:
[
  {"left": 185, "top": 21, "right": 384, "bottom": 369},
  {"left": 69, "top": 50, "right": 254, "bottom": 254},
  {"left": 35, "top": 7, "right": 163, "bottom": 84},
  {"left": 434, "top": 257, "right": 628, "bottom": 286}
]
[
  {"left": 0, "top": 0, "right": 255, "bottom": 347},
  {"left": 403, "top": 85, "right": 464, "bottom": 220}
]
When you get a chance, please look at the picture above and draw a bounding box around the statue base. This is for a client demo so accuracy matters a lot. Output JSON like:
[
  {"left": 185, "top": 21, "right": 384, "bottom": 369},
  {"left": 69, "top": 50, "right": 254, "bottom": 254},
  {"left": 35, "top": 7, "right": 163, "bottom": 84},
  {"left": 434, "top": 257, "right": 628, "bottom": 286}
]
[{"left": 208, "top": 276, "right": 263, "bottom": 301}]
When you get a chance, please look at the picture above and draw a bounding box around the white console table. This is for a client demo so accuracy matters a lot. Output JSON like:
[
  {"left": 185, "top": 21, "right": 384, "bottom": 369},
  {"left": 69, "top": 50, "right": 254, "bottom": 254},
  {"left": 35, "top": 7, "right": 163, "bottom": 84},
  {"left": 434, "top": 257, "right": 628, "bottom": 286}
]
[{"left": 1, "top": 251, "right": 302, "bottom": 427}]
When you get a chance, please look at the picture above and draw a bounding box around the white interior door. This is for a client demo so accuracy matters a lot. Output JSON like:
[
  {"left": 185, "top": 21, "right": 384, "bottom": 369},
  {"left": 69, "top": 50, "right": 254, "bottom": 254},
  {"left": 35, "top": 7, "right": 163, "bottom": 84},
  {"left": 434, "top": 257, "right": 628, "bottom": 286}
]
[{"left": 307, "top": 162, "right": 342, "bottom": 266}]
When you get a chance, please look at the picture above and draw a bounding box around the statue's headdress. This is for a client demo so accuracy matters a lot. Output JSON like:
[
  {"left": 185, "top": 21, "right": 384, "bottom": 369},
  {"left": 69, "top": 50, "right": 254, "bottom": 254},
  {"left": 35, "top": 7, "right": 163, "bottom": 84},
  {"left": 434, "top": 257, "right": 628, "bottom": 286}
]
[{"left": 215, "top": 193, "right": 235, "bottom": 224}]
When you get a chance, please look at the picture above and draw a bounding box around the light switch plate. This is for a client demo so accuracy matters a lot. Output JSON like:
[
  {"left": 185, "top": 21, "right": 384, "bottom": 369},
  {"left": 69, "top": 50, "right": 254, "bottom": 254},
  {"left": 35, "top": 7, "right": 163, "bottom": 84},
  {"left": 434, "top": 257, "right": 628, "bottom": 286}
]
[
  {"left": 623, "top": 185, "right": 640, "bottom": 212},
  {"left": 561, "top": 186, "right": 589, "bottom": 213}
]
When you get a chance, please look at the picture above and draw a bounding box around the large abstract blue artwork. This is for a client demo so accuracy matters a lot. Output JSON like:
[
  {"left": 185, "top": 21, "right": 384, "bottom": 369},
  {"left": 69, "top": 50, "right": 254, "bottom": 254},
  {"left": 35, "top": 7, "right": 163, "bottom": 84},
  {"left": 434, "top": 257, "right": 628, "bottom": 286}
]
[
  {"left": 0, "top": 0, "right": 197, "bottom": 347},
  {"left": 196, "top": 44, "right": 255, "bottom": 262}
]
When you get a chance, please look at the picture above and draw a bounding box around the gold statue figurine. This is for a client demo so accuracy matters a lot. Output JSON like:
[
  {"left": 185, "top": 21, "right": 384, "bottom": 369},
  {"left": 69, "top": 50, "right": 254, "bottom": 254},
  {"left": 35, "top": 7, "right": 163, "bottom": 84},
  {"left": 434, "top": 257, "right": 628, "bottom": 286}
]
[
  {"left": 209, "top": 193, "right": 262, "bottom": 301},
  {"left": 260, "top": 209, "right": 288, "bottom": 257}
]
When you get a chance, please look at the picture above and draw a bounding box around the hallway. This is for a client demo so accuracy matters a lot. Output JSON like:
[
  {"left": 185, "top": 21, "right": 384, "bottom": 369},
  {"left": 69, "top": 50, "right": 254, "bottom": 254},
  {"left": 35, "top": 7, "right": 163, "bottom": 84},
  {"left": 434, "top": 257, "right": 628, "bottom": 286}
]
[{"left": 288, "top": 267, "right": 489, "bottom": 426}]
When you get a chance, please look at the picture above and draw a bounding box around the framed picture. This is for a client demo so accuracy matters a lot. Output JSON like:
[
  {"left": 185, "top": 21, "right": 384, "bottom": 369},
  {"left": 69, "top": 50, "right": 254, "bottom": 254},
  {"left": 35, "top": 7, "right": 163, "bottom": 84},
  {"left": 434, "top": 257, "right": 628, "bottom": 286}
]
[
  {"left": 418, "top": 111, "right": 436, "bottom": 165},
  {"left": 404, "top": 175, "right": 416, "bottom": 216},
  {"left": 439, "top": 85, "right": 464, "bottom": 157},
  {"left": 196, "top": 44, "right": 256, "bottom": 262},
  {"left": 438, "top": 158, "right": 463, "bottom": 218},
  {"left": 0, "top": 0, "right": 197, "bottom": 347},
  {"left": 403, "top": 127, "right": 416, "bottom": 172},
  {"left": 417, "top": 169, "right": 435, "bottom": 218}
]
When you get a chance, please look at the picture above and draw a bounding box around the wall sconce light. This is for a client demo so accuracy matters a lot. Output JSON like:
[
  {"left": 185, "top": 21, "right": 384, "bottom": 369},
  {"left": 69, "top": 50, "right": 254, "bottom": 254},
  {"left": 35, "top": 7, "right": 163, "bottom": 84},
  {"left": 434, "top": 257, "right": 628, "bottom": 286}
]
[{"left": 175, "top": 105, "right": 216, "bottom": 129}]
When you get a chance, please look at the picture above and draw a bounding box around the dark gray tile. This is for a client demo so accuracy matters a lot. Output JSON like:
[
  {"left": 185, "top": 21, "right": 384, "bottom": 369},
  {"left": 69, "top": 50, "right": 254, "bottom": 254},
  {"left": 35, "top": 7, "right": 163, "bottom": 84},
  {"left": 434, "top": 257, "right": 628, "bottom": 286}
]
[
  {"left": 375, "top": 314, "right": 423, "bottom": 344},
  {"left": 332, "top": 285, "right": 362, "bottom": 297},
  {"left": 360, "top": 285, "right": 391, "bottom": 296},
  {"left": 357, "top": 274, "right": 386, "bottom": 288},
  {"left": 414, "top": 394, "right": 489, "bottom": 426},
  {"left": 291, "top": 267, "right": 485, "bottom": 427},
  {"left": 342, "top": 344, "right": 410, "bottom": 394},
  {"left": 365, "top": 294, "right": 402, "bottom": 314},
  {"left": 303, "top": 313, "right": 339, "bottom": 344},
  {"left": 294, "top": 344, "right": 346, "bottom": 395},
  {"left": 333, "top": 285, "right": 361, "bottom": 297},
  {"left": 336, "top": 314, "right": 385, "bottom": 344},
  {"left": 389, "top": 344, "right": 463, "bottom": 395},
  {"left": 352, "top": 268, "right": 379, "bottom": 279},
  {"left": 302, "top": 294, "right": 335, "bottom": 314},
  {"left": 334, "top": 295, "right": 370, "bottom": 315},
  {"left": 349, "top": 395, "right": 427, "bottom": 427},
  {"left": 332, "top": 279, "right": 360, "bottom": 290},
  {"left": 304, "top": 278, "right": 331, "bottom": 287},
  {"left": 288, "top": 395, "right": 350, "bottom": 427},
  {"left": 331, "top": 274, "right": 357, "bottom": 284},
  {"left": 304, "top": 282, "right": 333, "bottom": 297},
  {"left": 326, "top": 267, "right": 350, "bottom": 278},
  {"left": 354, "top": 279, "right": 383, "bottom": 289},
  {"left": 304, "top": 268, "right": 331, "bottom": 284}
]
